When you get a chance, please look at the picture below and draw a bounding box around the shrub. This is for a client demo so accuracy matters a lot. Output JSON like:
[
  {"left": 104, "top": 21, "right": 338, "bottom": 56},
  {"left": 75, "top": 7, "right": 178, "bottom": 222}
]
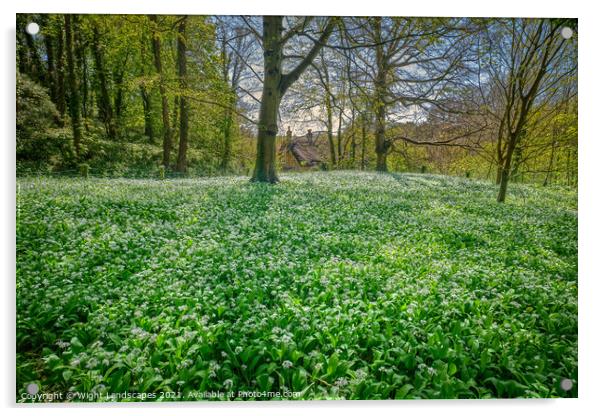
[{"left": 16, "top": 73, "right": 73, "bottom": 165}]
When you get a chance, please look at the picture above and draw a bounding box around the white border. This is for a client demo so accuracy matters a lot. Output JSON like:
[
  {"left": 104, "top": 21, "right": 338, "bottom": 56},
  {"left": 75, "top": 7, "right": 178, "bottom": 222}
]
[
  {"left": 2, "top": 1, "right": 600, "bottom": 415},
  {"left": 5, "top": 0, "right": 582, "bottom": 17}
]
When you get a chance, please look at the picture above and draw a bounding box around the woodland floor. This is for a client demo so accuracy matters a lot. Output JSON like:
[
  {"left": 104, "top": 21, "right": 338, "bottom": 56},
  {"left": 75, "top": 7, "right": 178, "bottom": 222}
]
[{"left": 16, "top": 171, "right": 578, "bottom": 400}]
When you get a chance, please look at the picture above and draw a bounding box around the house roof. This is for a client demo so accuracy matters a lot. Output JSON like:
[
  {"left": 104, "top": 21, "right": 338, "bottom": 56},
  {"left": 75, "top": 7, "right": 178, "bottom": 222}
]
[{"left": 280, "top": 135, "right": 327, "bottom": 166}]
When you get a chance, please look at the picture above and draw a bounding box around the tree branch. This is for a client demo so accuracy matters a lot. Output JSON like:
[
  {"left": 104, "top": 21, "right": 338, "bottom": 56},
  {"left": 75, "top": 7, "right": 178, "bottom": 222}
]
[{"left": 279, "top": 18, "right": 337, "bottom": 95}]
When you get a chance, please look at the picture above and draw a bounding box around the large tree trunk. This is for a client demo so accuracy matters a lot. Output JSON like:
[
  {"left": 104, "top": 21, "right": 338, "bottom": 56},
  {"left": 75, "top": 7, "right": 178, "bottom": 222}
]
[
  {"left": 253, "top": 100, "right": 280, "bottom": 183},
  {"left": 251, "top": 16, "right": 283, "bottom": 183},
  {"left": 65, "top": 15, "right": 83, "bottom": 158},
  {"left": 176, "top": 17, "right": 189, "bottom": 173},
  {"left": 375, "top": 143, "right": 387, "bottom": 172},
  {"left": 251, "top": 16, "right": 334, "bottom": 182},
  {"left": 150, "top": 15, "right": 172, "bottom": 168},
  {"left": 92, "top": 24, "right": 117, "bottom": 139}
]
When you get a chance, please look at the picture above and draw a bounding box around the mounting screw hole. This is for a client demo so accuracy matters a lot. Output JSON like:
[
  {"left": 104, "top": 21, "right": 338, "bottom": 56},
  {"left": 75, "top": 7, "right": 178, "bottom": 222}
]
[
  {"left": 560, "top": 378, "right": 573, "bottom": 391},
  {"left": 25, "top": 22, "right": 40, "bottom": 36},
  {"left": 561, "top": 27, "right": 573, "bottom": 40},
  {"left": 26, "top": 383, "right": 39, "bottom": 395}
]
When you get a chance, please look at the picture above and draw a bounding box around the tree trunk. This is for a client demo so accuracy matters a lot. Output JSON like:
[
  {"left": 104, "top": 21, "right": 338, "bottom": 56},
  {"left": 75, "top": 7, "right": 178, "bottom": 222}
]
[
  {"left": 495, "top": 164, "right": 502, "bottom": 185},
  {"left": 171, "top": 96, "right": 180, "bottom": 146},
  {"left": 510, "top": 130, "right": 525, "bottom": 182},
  {"left": 320, "top": 54, "right": 337, "bottom": 168},
  {"left": 17, "top": 15, "right": 28, "bottom": 75},
  {"left": 564, "top": 149, "right": 569, "bottom": 186},
  {"left": 497, "top": 165, "right": 511, "bottom": 203},
  {"left": 219, "top": 30, "right": 240, "bottom": 173},
  {"left": 140, "top": 85, "right": 154, "bottom": 142},
  {"left": 149, "top": 15, "right": 172, "bottom": 168},
  {"left": 361, "top": 113, "right": 367, "bottom": 170},
  {"left": 350, "top": 108, "right": 356, "bottom": 164},
  {"left": 251, "top": 16, "right": 283, "bottom": 183},
  {"left": 24, "top": 25, "right": 44, "bottom": 83},
  {"left": 375, "top": 146, "right": 387, "bottom": 172},
  {"left": 374, "top": 98, "right": 388, "bottom": 172},
  {"left": 42, "top": 15, "right": 57, "bottom": 104},
  {"left": 337, "top": 106, "right": 344, "bottom": 163},
  {"left": 325, "top": 94, "right": 336, "bottom": 167},
  {"left": 251, "top": 15, "right": 334, "bottom": 182},
  {"left": 56, "top": 20, "right": 66, "bottom": 120},
  {"left": 80, "top": 46, "right": 89, "bottom": 122},
  {"left": 138, "top": 38, "right": 154, "bottom": 142},
  {"left": 543, "top": 140, "right": 557, "bottom": 187},
  {"left": 497, "top": 134, "right": 518, "bottom": 203},
  {"left": 113, "top": 52, "right": 129, "bottom": 124},
  {"left": 373, "top": 18, "right": 388, "bottom": 173},
  {"left": 65, "top": 15, "right": 83, "bottom": 158},
  {"left": 73, "top": 19, "right": 89, "bottom": 130},
  {"left": 92, "top": 24, "right": 117, "bottom": 139},
  {"left": 176, "top": 17, "right": 189, "bottom": 173},
  {"left": 510, "top": 145, "right": 523, "bottom": 182},
  {"left": 220, "top": 95, "right": 234, "bottom": 172},
  {"left": 114, "top": 69, "right": 126, "bottom": 119}
]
